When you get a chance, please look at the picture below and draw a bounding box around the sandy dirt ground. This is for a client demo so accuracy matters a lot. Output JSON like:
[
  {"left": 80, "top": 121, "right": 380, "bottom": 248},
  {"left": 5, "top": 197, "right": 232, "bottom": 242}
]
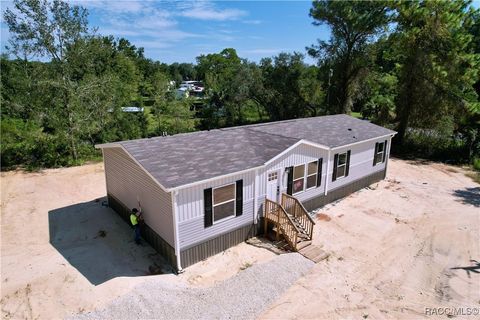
[
  {"left": 1, "top": 159, "right": 479, "bottom": 319},
  {"left": 261, "top": 159, "right": 480, "bottom": 319}
]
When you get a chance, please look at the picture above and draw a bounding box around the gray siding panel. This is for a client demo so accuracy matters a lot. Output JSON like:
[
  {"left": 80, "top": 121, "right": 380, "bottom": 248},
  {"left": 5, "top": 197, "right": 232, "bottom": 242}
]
[
  {"left": 103, "top": 147, "right": 175, "bottom": 247},
  {"left": 180, "top": 224, "right": 258, "bottom": 268},
  {"left": 303, "top": 168, "right": 386, "bottom": 211},
  {"left": 328, "top": 137, "right": 390, "bottom": 191}
]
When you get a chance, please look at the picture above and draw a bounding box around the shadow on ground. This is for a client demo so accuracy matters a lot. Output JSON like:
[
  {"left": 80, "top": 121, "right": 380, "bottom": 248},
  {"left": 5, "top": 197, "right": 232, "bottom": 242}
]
[
  {"left": 451, "top": 260, "right": 480, "bottom": 278},
  {"left": 49, "top": 197, "right": 171, "bottom": 285},
  {"left": 453, "top": 187, "right": 480, "bottom": 207}
]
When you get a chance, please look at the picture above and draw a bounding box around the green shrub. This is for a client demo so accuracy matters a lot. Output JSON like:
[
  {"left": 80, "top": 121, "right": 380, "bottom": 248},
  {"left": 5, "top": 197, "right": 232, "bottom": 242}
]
[
  {"left": 392, "top": 129, "right": 469, "bottom": 163},
  {"left": 473, "top": 158, "right": 480, "bottom": 171}
]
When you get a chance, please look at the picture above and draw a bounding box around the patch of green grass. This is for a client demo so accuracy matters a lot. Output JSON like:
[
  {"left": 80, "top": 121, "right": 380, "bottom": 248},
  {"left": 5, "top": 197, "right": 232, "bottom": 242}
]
[{"left": 351, "top": 112, "right": 362, "bottom": 119}]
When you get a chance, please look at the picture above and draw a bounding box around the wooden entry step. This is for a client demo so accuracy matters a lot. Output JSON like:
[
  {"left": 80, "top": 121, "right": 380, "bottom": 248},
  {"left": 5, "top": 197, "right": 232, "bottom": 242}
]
[{"left": 299, "top": 244, "right": 330, "bottom": 263}]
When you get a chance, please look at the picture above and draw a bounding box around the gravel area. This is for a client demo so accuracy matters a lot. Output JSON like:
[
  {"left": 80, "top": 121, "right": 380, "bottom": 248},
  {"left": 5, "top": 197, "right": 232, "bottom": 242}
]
[{"left": 72, "top": 253, "right": 314, "bottom": 320}]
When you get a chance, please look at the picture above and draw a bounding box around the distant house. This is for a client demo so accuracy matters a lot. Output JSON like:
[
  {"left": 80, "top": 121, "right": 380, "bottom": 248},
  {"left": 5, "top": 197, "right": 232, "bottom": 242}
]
[
  {"left": 96, "top": 114, "right": 396, "bottom": 271},
  {"left": 175, "top": 80, "right": 205, "bottom": 100}
]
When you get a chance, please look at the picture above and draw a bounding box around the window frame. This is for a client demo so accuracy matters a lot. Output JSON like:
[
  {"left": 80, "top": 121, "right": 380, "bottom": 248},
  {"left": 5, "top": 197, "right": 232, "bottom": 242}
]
[
  {"left": 335, "top": 152, "right": 348, "bottom": 180},
  {"left": 306, "top": 160, "right": 318, "bottom": 190},
  {"left": 212, "top": 182, "right": 236, "bottom": 224},
  {"left": 374, "top": 141, "right": 385, "bottom": 165},
  {"left": 292, "top": 164, "right": 306, "bottom": 195}
]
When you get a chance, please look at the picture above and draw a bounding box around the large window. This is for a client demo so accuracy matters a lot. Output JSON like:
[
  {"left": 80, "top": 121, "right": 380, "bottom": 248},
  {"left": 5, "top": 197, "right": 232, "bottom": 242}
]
[
  {"left": 213, "top": 183, "right": 236, "bottom": 222},
  {"left": 292, "top": 164, "right": 305, "bottom": 194},
  {"left": 306, "top": 160, "right": 318, "bottom": 189},
  {"left": 374, "top": 142, "right": 385, "bottom": 165},
  {"left": 336, "top": 152, "right": 348, "bottom": 179}
]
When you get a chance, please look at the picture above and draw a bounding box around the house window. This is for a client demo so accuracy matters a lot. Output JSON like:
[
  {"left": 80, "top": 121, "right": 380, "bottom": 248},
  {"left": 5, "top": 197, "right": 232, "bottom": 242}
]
[
  {"left": 268, "top": 172, "right": 278, "bottom": 181},
  {"left": 213, "top": 183, "right": 236, "bottom": 222},
  {"left": 292, "top": 164, "right": 305, "bottom": 194},
  {"left": 306, "top": 160, "right": 318, "bottom": 189},
  {"left": 335, "top": 152, "right": 348, "bottom": 179},
  {"left": 374, "top": 142, "right": 385, "bottom": 165}
]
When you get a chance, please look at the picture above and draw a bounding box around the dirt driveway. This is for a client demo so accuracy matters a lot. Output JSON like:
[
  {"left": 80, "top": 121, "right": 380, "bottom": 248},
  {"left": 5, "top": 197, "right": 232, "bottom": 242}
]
[{"left": 1, "top": 159, "right": 479, "bottom": 319}]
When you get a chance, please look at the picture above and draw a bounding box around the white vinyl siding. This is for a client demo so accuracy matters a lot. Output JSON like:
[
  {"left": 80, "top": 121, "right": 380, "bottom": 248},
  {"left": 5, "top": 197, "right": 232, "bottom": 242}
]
[
  {"left": 103, "top": 147, "right": 175, "bottom": 247},
  {"left": 261, "top": 143, "right": 328, "bottom": 204},
  {"left": 176, "top": 170, "right": 255, "bottom": 249},
  {"left": 328, "top": 137, "right": 390, "bottom": 191}
]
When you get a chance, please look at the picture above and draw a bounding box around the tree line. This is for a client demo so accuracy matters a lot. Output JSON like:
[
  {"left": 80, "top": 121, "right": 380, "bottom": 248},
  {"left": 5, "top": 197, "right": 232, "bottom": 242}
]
[{"left": 1, "top": 0, "right": 479, "bottom": 170}]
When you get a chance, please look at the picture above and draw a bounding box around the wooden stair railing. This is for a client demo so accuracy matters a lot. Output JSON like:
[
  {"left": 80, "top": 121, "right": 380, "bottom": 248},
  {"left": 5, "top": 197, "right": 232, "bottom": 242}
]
[
  {"left": 264, "top": 199, "right": 300, "bottom": 251},
  {"left": 281, "top": 193, "right": 315, "bottom": 240}
]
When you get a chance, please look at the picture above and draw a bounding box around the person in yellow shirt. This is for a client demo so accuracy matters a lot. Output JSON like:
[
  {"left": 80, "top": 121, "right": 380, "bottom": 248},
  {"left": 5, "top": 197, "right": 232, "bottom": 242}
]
[{"left": 130, "top": 207, "right": 142, "bottom": 245}]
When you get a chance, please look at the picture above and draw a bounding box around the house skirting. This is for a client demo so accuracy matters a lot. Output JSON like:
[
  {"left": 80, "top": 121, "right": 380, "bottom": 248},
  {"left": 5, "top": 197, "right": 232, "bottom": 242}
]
[
  {"left": 180, "top": 223, "right": 259, "bottom": 268},
  {"left": 107, "top": 194, "right": 178, "bottom": 270},
  {"left": 302, "top": 168, "right": 386, "bottom": 212}
]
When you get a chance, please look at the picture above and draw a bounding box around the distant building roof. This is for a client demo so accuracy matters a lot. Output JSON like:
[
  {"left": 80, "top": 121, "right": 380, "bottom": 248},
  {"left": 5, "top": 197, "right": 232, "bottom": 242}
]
[
  {"left": 98, "top": 114, "right": 396, "bottom": 189},
  {"left": 121, "top": 107, "right": 144, "bottom": 113}
]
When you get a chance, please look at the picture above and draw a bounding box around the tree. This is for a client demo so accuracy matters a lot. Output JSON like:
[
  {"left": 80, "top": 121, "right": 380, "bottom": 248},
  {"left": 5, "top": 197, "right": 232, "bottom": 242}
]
[
  {"left": 4, "top": 0, "right": 93, "bottom": 161},
  {"left": 258, "top": 52, "right": 324, "bottom": 120},
  {"left": 308, "top": 0, "right": 391, "bottom": 114},
  {"left": 3, "top": 0, "right": 145, "bottom": 166},
  {"left": 392, "top": 0, "right": 480, "bottom": 144},
  {"left": 197, "top": 48, "right": 258, "bottom": 126}
]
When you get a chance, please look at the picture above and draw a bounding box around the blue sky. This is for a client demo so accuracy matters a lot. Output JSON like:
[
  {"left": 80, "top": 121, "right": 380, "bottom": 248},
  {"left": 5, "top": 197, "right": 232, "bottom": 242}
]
[
  {"left": 2, "top": 0, "right": 479, "bottom": 64},
  {"left": 0, "top": 0, "right": 330, "bottom": 64}
]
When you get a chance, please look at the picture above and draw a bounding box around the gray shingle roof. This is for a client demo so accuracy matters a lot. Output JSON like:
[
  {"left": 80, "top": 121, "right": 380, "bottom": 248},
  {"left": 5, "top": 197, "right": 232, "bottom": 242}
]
[{"left": 113, "top": 114, "right": 395, "bottom": 189}]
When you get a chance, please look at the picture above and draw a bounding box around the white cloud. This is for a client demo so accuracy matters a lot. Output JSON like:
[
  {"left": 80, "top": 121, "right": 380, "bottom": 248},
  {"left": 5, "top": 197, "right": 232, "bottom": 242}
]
[
  {"left": 73, "top": 0, "right": 151, "bottom": 14},
  {"left": 178, "top": 1, "right": 246, "bottom": 21}
]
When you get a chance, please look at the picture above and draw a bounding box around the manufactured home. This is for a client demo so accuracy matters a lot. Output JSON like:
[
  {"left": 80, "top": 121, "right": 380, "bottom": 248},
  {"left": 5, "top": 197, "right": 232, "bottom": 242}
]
[{"left": 97, "top": 114, "right": 396, "bottom": 271}]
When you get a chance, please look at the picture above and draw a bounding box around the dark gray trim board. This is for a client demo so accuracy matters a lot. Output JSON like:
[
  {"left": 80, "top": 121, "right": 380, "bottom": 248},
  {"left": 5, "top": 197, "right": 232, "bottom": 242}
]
[
  {"left": 107, "top": 194, "right": 177, "bottom": 270},
  {"left": 180, "top": 223, "right": 258, "bottom": 268},
  {"left": 302, "top": 168, "right": 386, "bottom": 212}
]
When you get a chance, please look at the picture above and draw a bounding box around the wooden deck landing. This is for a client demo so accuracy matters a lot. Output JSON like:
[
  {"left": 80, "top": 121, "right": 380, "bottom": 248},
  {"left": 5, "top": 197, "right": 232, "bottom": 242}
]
[{"left": 299, "top": 244, "right": 330, "bottom": 263}]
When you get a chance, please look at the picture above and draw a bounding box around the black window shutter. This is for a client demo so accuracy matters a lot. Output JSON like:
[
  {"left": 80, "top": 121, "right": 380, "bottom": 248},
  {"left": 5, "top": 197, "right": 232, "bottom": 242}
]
[
  {"left": 332, "top": 154, "right": 338, "bottom": 182},
  {"left": 382, "top": 140, "right": 388, "bottom": 163},
  {"left": 235, "top": 180, "right": 243, "bottom": 216},
  {"left": 204, "top": 188, "right": 213, "bottom": 228},
  {"left": 316, "top": 158, "right": 323, "bottom": 187},
  {"left": 373, "top": 142, "right": 379, "bottom": 166},
  {"left": 286, "top": 166, "right": 294, "bottom": 195},
  {"left": 345, "top": 150, "right": 351, "bottom": 177}
]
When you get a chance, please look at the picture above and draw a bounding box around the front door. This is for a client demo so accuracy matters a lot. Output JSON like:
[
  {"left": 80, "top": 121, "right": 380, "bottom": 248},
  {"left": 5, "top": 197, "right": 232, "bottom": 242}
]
[{"left": 266, "top": 170, "right": 281, "bottom": 203}]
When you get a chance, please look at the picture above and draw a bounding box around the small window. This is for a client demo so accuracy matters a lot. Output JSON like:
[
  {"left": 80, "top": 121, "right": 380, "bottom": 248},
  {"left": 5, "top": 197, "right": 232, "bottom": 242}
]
[
  {"left": 268, "top": 172, "right": 278, "bottom": 181},
  {"left": 293, "top": 164, "right": 305, "bottom": 194},
  {"left": 306, "top": 160, "right": 318, "bottom": 189},
  {"left": 336, "top": 152, "right": 348, "bottom": 179},
  {"left": 374, "top": 142, "right": 385, "bottom": 165},
  {"left": 213, "top": 183, "right": 236, "bottom": 222}
]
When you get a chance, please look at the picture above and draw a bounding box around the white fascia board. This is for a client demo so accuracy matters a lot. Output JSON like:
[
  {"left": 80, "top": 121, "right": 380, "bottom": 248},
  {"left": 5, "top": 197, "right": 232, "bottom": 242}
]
[
  {"left": 330, "top": 133, "right": 396, "bottom": 151},
  {"left": 264, "top": 140, "right": 330, "bottom": 166}
]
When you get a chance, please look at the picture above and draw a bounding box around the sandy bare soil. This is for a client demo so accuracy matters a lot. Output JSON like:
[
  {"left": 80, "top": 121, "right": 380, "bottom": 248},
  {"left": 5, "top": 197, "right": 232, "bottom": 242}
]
[
  {"left": 1, "top": 159, "right": 479, "bottom": 319},
  {"left": 261, "top": 159, "right": 480, "bottom": 319}
]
